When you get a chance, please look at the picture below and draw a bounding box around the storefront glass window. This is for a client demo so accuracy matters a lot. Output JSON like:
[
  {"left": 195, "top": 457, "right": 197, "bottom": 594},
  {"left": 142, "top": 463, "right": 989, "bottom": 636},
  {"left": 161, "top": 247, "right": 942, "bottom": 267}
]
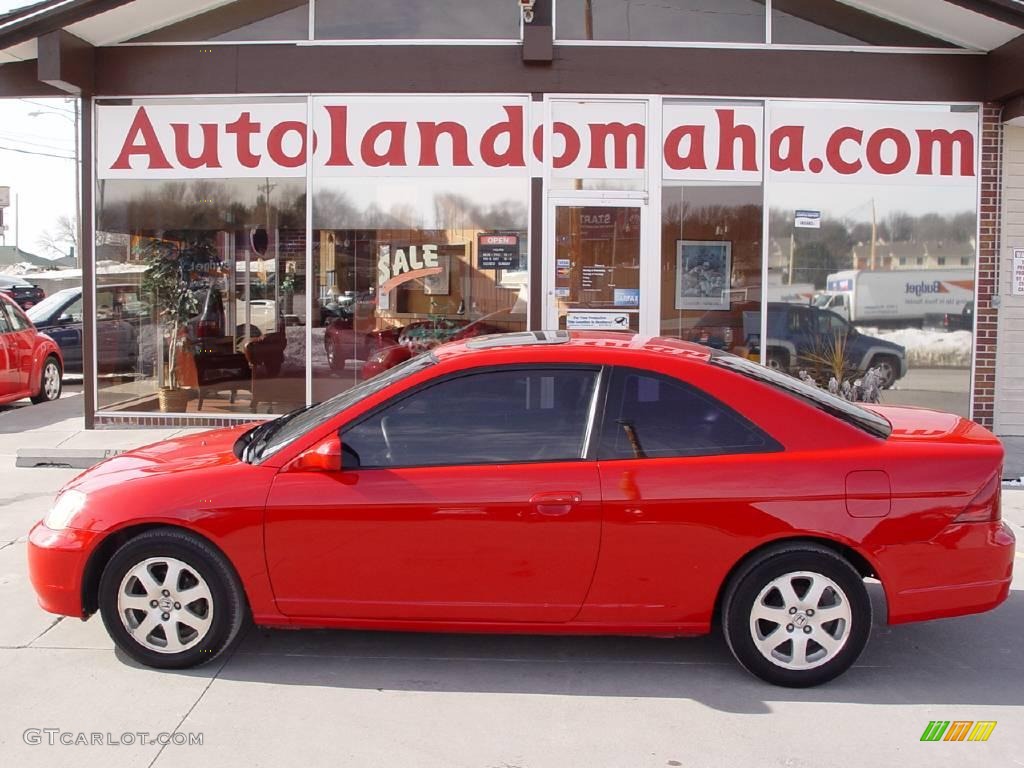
[
  {"left": 95, "top": 178, "right": 307, "bottom": 415},
  {"left": 556, "top": 0, "right": 766, "bottom": 43},
  {"left": 311, "top": 177, "right": 529, "bottom": 401},
  {"left": 660, "top": 185, "right": 763, "bottom": 352},
  {"left": 765, "top": 103, "right": 978, "bottom": 416},
  {"left": 660, "top": 100, "right": 764, "bottom": 353},
  {"left": 95, "top": 96, "right": 310, "bottom": 416},
  {"left": 129, "top": 0, "right": 309, "bottom": 42},
  {"left": 314, "top": 0, "right": 520, "bottom": 40},
  {"left": 771, "top": 0, "right": 956, "bottom": 47}
]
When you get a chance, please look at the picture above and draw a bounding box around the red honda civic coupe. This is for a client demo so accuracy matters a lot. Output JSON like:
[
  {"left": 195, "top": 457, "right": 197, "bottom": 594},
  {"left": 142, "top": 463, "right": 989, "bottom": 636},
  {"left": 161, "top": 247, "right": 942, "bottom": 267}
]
[
  {"left": 28, "top": 331, "right": 1013, "bottom": 686},
  {"left": 0, "top": 293, "right": 63, "bottom": 407}
]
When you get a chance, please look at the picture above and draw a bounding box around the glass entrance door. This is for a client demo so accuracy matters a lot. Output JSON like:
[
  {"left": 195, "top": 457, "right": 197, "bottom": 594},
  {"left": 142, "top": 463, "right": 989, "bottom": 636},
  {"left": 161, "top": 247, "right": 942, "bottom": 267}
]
[{"left": 546, "top": 202, "right": 644, "bottom": 332}]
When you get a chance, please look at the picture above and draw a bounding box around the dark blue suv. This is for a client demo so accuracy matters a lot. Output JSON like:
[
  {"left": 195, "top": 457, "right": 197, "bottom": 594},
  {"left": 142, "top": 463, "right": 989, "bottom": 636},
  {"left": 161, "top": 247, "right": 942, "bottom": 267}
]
[{"left": 750, "top": 302, "right": 906, "bottom": 389}]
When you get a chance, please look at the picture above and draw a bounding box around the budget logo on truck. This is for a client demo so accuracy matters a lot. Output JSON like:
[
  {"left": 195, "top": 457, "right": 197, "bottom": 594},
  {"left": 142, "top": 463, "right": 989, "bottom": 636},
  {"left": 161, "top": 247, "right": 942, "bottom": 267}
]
[
  {"left": 906, "top": 280, "right": 944, "bottom": 297},
  {"left": 905, "top": 280, "right": 974, "bottom": 297}
]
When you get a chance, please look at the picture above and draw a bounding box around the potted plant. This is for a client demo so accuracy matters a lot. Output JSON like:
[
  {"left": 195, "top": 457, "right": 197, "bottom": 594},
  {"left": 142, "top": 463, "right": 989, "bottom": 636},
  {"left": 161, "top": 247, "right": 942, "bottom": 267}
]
[{"left": 139, "top": 233, "right": 217, "bottom": 412}]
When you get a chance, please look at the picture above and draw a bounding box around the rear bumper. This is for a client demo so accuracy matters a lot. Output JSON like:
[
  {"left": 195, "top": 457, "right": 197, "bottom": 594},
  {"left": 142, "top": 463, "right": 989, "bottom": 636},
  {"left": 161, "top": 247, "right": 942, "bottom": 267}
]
[
  {"left": 885, "top": 521, "right": 1015, "bottom": 624},
  {"left": 27, "top": 522, "right": 99, "bottom": 618}
]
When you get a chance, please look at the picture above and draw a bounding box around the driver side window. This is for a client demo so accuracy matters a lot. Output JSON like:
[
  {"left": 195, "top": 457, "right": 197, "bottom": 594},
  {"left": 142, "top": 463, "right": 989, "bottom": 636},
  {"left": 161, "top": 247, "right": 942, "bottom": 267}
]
[
  {"left": 342, "top": 366, "right": 600, "bottom": 468},
  {"left": 819, "top": 312, "right": 849, "bottom": 335}
]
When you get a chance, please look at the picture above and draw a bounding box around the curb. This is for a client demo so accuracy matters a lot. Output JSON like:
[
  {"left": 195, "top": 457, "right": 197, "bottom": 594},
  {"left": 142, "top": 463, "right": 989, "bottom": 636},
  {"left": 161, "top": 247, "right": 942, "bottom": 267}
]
[{"left": 16, "top": 448, "right": 124, "bottom": 469}]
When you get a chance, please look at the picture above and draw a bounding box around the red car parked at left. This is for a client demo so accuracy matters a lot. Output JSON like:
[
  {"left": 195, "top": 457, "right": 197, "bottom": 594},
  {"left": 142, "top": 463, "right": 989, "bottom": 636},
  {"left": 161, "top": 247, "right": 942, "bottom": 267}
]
[
  {"left": 27, "top": 331, "right": 1013, "bottom": 687},
  {"left": 0, "top": 293, "right": 63, "bottom": 406}
]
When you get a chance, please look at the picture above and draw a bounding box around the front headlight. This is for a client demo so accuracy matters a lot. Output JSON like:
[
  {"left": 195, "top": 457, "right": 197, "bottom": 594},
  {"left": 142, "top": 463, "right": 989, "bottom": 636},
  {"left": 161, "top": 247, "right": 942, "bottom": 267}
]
[{"left": 44, "top": 490, "right": 86, "bottom": 531}]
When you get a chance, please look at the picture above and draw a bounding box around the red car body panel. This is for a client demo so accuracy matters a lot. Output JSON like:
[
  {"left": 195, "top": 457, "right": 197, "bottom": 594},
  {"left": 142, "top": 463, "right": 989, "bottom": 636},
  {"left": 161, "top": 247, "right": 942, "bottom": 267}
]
[
  {"left": 27, "top": 333, "right": 1013, "bottom": 638},
  {"left": 0, "top": 294, "right": 63, "bottom": 406}
]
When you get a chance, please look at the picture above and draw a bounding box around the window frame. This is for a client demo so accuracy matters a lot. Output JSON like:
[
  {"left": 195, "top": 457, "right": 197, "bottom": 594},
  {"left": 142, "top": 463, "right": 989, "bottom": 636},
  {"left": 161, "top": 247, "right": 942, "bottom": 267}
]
[
  {"left": 595, "top": 364, "right": 783, "bottom": 461},
  {"left": 339, "top": 363, "right": 608, "bottom": 470}
]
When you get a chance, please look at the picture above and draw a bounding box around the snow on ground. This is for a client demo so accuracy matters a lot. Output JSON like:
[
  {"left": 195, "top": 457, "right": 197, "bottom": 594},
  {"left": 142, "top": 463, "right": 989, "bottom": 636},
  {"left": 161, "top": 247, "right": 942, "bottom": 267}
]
[{"left": 858, "top": 327, "right": 972, "bottom": 368}]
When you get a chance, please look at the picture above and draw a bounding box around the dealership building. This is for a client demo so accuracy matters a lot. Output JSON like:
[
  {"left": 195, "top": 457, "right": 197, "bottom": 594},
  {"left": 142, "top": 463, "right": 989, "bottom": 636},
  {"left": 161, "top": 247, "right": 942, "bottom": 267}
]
[{"left": 2, "top": 0, "right": 1024, "bottom": 464}]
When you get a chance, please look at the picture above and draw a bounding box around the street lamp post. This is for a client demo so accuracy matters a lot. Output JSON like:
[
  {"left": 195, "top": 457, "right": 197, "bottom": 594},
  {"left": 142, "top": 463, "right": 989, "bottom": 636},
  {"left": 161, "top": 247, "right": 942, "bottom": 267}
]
[{"left": 28, "top": 101, "right": 80, "bottom": 268}]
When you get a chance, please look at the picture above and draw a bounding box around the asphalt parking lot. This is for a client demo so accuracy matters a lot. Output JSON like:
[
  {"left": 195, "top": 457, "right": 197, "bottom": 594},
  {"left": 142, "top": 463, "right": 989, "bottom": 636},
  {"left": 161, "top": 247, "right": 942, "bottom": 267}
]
[
  {"left": 882, "top": 367, "right": 971, "bottom": 418},
  {"left": 0, "top": 399, "right": 1021, "bottom": 768}
]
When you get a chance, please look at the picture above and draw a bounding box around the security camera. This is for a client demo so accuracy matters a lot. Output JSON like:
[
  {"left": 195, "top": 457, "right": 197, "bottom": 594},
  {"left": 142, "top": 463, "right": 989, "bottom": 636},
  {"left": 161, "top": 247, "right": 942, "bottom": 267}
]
[{"left": 519, "top": 0, "right": 536, "bottom": 24}]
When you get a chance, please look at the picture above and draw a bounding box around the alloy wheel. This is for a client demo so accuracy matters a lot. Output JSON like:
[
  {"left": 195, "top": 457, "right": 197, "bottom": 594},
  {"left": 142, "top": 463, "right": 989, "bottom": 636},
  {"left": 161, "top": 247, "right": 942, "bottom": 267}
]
[
  {"left": 43, "top": 361, "right": 61, "bottom": 400},
  {"left": 748, "top": 570, "right": 852, "bottom": 670},
  {"left": 117, "top": 557, "right": 214, "bottom": 654}
]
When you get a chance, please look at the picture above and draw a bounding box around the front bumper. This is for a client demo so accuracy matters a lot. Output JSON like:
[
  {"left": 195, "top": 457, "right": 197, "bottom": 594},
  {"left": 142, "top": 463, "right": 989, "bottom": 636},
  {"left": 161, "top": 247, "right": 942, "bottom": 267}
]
[
  {"left": 885, "top": 521, "right": 1015, "bottom": 624},
  {"left": 27, "top": 522, "right": 100, "bottom": 618}
]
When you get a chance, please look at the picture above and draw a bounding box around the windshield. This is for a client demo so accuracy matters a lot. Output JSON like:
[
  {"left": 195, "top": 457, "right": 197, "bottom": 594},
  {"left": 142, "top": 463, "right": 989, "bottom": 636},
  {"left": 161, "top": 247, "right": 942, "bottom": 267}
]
[
  {"left": 245, "top": 352, "right": 437, "bottom": 463},
  {"left": 812, "top": 294, "right": 832, "bottom": 308},
  {"left": 710, "top": 352, "right": 892, "bottom": 439},
  {"left": 27, "top": 288, "right": 78, "bottom": 323}
]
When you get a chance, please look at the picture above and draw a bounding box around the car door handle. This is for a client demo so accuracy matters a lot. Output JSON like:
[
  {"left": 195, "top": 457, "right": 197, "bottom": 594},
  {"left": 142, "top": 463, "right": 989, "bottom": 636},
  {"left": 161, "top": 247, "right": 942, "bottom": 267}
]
[{"left": 529, "top": 491, "right": 582, "bottom": 516}]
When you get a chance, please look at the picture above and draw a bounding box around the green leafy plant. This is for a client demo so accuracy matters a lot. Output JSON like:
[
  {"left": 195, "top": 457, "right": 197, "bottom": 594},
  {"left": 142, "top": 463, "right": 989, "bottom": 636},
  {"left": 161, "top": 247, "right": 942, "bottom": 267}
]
[{"left": 138, "top": 233, "right": 218, "bottom": 390}]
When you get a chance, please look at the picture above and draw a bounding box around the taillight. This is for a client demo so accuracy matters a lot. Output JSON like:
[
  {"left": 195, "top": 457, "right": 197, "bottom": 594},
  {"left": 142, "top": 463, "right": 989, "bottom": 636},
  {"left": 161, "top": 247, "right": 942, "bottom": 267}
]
[{"left": 953, "top": 474, "right": 1001, "bottom": 523}]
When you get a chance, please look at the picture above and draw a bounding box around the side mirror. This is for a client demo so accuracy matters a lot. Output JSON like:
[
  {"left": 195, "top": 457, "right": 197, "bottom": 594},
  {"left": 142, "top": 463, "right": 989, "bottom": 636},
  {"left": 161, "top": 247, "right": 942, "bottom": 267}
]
[
  {"left": 59, "top": 313, "right": 76, "bottom": 325},
  {"left": 286, "top": 435, "right": 342, "bottom": 473}
]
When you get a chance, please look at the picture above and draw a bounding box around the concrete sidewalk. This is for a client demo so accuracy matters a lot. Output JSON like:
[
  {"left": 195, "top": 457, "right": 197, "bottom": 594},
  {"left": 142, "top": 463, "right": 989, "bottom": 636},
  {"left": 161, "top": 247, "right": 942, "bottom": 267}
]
[{"left": 0, "top": 390, "right": 209, "bottom": 462}]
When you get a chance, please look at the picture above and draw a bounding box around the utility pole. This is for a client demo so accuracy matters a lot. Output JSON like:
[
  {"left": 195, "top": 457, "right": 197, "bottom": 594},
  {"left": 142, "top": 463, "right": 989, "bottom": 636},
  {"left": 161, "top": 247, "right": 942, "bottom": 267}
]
[
  {"left": 869, "top": 198, "right": 877, "bottom": 271},
  {"left": 74, "top": 98, "right": 81, "bottom": 268}
]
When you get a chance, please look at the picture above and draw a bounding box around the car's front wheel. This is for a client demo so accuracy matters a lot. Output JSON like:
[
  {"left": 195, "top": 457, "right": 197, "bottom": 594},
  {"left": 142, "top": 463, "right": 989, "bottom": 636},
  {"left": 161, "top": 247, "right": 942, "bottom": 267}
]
[
  {"left": 98, "top": 529, "right": 247, "bottom": 669},
  {"left": 722, "top": 545, "right": 871, "bottom": 687}
]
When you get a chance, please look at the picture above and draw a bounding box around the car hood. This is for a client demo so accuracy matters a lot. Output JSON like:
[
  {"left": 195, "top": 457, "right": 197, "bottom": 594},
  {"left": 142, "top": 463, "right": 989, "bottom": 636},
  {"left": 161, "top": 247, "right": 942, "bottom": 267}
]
[{"left": 66, "top": 424, "right": 254, "bottom": 492}]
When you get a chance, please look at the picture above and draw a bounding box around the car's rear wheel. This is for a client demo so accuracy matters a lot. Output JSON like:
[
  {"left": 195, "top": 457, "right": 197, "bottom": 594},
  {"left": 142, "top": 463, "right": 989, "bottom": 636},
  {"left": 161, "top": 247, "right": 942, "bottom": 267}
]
[
  {"left": 31, "top": 355, "right": 62, "bottom": 404},
  {"left": 722, "top": 545, "right": 871, "bottom": 687},
  {"left": 98, "top": 529, "right": 247, "bottom": 669}
]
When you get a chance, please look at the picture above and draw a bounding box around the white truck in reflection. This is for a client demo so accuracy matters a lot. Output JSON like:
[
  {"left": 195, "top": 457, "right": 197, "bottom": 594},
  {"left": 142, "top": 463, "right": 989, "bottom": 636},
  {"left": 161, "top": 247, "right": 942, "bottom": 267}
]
[{"left": 812, "top": 269, "right": 974, "bottom": 328}]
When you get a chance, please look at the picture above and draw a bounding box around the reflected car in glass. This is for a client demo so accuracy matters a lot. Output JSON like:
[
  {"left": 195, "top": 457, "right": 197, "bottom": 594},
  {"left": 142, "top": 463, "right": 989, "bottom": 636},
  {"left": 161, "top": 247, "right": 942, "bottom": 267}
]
[
  {"left": 0, "top": 275, "right": 45, "bottom": 310},
  {"left": 0, "top": 293, "right": 63, "bottom": 405},
  {"left": 28, "top": 285, "right": 145, "bottom": 375},
  {"left": 27, "top": 331, "right": 1012, "bottom": 687}
]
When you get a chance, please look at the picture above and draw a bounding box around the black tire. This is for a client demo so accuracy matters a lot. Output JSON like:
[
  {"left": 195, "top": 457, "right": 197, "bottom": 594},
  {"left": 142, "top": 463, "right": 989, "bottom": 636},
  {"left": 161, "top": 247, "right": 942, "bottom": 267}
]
[
  {"left": 868, "top": 354, "right": 899, "bottom": 390},
  {"left": 325, "top": 340, "right": 344, "bottom": 372},
  {"left": 765, "top": 350, "right": 788, "bottom": 373},
  {"left": 722, "top": 544, "right": 871, "bottom": 687},
  {"left": 31, "top": 355, "right": 62, "bottom": 404},
  {"left": 98, "top": 528, "right": 248, "bottom": 669}
]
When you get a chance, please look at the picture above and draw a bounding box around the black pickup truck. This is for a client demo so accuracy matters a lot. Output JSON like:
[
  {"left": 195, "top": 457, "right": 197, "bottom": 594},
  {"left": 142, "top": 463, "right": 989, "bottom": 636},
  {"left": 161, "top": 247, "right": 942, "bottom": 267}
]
[{"left": 923, "top": 301, "right": 973, "bottom": 332}]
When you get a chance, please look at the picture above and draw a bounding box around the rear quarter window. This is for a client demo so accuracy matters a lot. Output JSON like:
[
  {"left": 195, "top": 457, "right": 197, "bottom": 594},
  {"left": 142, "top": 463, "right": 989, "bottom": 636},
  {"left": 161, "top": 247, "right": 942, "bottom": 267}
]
[{"left": 599, "top": 367, "right": 782, "bottom": 460}]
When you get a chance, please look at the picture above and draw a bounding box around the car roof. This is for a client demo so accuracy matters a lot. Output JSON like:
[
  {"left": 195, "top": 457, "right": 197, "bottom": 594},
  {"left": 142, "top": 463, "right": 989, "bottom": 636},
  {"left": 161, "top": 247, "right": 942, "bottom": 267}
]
[
  {"left": 432, "top": 330, "right": 713, "bottom": 363},
  {"left": 0, "top": 275, "right": 32, "bottom": 286}
]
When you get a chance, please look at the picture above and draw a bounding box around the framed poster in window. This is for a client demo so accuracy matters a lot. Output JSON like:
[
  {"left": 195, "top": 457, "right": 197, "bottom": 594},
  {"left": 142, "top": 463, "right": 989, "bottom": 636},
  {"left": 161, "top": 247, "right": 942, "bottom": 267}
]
[
  {"left": 676, "top": 240, "right": 731, "bottom": 311},
  {"left": 423, "top": 248, "right": 454, "bottom": 296}
]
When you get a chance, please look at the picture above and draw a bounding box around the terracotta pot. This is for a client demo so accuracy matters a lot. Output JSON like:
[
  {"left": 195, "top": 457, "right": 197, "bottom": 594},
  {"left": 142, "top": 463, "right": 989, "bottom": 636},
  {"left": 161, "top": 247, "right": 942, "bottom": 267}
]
[{"left": 158, "top": 387, "right": 189, "bottom": 413}]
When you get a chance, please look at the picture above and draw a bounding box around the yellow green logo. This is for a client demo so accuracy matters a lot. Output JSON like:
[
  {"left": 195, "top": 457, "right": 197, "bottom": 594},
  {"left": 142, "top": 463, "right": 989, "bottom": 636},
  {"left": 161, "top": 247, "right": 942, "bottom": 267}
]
[{"left": 920, "top": 721, "right": 996, "bottom": 742}]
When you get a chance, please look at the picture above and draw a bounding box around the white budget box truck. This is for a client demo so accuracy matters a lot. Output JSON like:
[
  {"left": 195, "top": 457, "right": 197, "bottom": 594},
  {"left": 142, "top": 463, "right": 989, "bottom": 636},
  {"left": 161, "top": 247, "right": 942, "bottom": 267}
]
[{"left": 813, "top": 269, "right": 974, "bottom": 328}]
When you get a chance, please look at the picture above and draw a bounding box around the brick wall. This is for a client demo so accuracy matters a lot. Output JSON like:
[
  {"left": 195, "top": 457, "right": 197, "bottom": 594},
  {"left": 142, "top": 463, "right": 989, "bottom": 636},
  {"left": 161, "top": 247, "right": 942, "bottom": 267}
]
[{"left": 973, "top": 103, "right": 1003, "bottom": 429}]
